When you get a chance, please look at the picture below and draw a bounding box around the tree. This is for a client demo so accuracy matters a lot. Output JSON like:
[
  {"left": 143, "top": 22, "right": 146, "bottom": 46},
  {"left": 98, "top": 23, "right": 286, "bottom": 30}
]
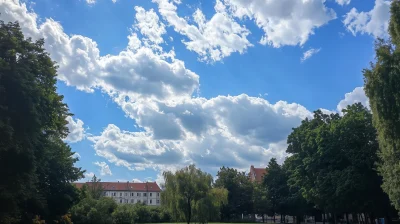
[
  {"left": 214, "top": 166, "right": 254, "bottom": 221},
  {"left": 252, "top": 182, "right": 272, "bottom": 223},
  {"left": 263, "top": 158, "right": 289, "bottom": 223},
  {"left": 286, "top": 104, "right": 393, "bottom": 218},
  {"left": 162, "top": 165, "right": 227, "bottom": 224},
  {"left": 0, "top": 20, "right": 83, "bottom": 223},
  {"left": 87, "top": 175, "right": 104, "bottom": 199},
  {"left": 363, "top": 0, "right": 400, "bottom": 212},
  {"left": 194, "top": 187, "right": 229, "bottom": 223}
]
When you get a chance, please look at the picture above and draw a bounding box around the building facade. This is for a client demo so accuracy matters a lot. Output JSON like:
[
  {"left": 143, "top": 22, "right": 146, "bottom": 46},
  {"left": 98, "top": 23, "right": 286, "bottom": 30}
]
[
  {"left": 74, "top": 181, "right": 161, "bottom": 206},
  {"left": 249, "top": 165, "right": 267, "bottom": 183}
]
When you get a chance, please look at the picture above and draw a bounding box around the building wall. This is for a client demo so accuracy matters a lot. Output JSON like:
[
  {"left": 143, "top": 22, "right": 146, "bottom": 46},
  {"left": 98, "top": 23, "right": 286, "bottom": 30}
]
[{"left": 104, "top": 191, "right": 161, "bottom": 206}]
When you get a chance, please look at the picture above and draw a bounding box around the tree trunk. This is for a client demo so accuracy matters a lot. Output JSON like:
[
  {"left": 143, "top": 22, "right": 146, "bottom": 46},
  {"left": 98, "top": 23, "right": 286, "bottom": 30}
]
[
  {"left": 274, "top": 214, "right": 276, "bottom": 223},
  {"left": 262, "top": 214, "right": 265, "bottom": 223},
  {"left": 322, "top": 213, "right": 325, "bottom": 224},
  {"left": 334, "top": 213, "right": 337, "bottom": 224},
  {"left": 187, "top": 199, "right": 191, "bottom": 224},
  {"left": 385, "top": 213, "right": 392, "bottom": 224},
  {"left": 346, "top": 213, "right": 349, "bottom": 224}
]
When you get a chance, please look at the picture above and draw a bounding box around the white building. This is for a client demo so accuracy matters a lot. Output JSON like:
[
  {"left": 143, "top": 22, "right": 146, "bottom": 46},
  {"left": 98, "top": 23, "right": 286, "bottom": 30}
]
[{"left": 75, "top": 181, "right": 161, "bottom": 206}]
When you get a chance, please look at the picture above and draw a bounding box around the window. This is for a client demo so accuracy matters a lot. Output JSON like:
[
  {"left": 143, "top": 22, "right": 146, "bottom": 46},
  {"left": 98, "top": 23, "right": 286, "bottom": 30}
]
[
  {"left": 113, "top": 192, "right": 116, "bottom": 196},
  {"left": 131, "top": 193, "right": 134, "bottom": 196},
  {"left": 150, "top": 193, "right": 152, "bottom": 197},
  {"left": 137, "top": 193, "right": 141, "bottom": 197},
  {"left": 120, "top": 193, "right": 122, "bottom": 196},
  {"left": 120, "top": 199, "right": 122, "bottom": 203},
  {"left": 157, "top": 193, "right": 159, "bottom": 197},
  {"left": 157, "top": 200, "right": 160, "bottom": 204},
  {"left": 150, "top": 199, "right": 152, "bottom": 204},
  {"left": 125, "top": 193, "right": 128, "bottom": 196},
  {"left": 143, "top": 193, "right": 147, "bottom": 197}
]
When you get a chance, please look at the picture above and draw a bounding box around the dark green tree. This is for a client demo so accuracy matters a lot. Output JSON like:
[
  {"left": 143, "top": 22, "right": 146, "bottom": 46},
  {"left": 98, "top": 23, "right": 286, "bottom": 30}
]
[
  {"left": 286, "top": 104, "right": 393, "bottom": 218},
  {"left": 214, "top": 166, "right": 254, "bottom": 221},
  {"left": 263, "top": 158, "right": 289, "bottom": 223},
  {"left": 87, "top": 175, "right": 104, "bottom": 199},
  {"left": 0, "top": 20, "right": 83, "bottom": 223},
  {"left": 363, "top": 0, "right": 400, "bottom": 212},
  {"left": 252, "top": 182, "right": 272, "bottom": 223},
  {"left": 70, "top": 197, "right": 117, "bottom": 224}
]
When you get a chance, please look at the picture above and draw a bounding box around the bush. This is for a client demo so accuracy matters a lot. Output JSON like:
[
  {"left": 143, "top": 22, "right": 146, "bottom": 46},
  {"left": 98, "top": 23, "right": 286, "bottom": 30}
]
[
  {"left": 112, "top": 205, "right": 137, "bottom": 224},
  {"left": 70, "top": 197, "right": 117, "bottom": 224}
]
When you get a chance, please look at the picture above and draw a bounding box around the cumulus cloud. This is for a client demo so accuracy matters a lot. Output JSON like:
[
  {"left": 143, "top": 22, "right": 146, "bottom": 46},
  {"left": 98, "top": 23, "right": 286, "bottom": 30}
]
[
  {"left": 220, "top": 0, "right": 336, "bottom": 47},
  {"left": 301, "top": 48, "right": 321, "bottom": 62},
  {"left": 336, "top": 0, "right": 351, "bottom": 6},
  {"left": 94, "top": 161, "right": 113, "bottom": 176},
  {"left": 337, "top": 87, "right": 370, "bottom": 114},
  {"left": 132, "top": 178, "right": 143, "bottom": 183},
  {"left": 65, "top": 116, "right": 86, "bottom": 143},
  {"left": 89, "top": 94, "right": 312, "bottom": 172},
  {"left": 153, "top": 0, "right": 252, "bottom": 62},
  {"left": 0, "top": 0, "right": 199, "bottom": 102},
  {"left": 343, "top": 0, "right": 390, "bottom": 38}
]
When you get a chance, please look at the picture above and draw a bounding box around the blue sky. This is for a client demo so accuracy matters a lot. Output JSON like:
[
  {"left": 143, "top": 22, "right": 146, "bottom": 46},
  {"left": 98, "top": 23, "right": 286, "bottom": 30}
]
[{"left": 0, "top": 0, "right": 390, "bottom": 183}]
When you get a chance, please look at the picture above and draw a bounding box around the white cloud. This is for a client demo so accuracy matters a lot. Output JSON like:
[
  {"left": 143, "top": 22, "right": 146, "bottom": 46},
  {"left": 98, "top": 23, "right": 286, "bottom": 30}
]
[
  {"left": 220, "top": 0, "right": 336, "bottom": 47},
  {"left": 337, "top": 87, "right": 370, "bottom": 114},
  {"left": 336, "top": 0, "right": 351, "bottom": 6},
  {"left": 89, "top": 94, "right": 311, "bottom": 172},
  {"left": 65, "top": 116, "right": 86, "bottom": 143},
  {"left": 153, "top": 0, "right": 252, "bottom": 62},
  {"left": 86, "top": 0, "right": 96, "bottom": 5},
  {"left": 112, "top": 0, "right": 117, "bottom": 3},
  {"left": 94, "top": 161, "right": 113, "bottom": 176},
  {"left": 343, "top": 0, "right": 390, "bottom": 38},
  {"left": 301, "top": 48, "right": 321, "bottom": 62},
  {"left": 85, "top": 172, "right": 95, "bottom": 179},
  {"left": 134, "top": 6, "right": 166, "bottom": 45},
  {"left": 0, "top": 0, "right": 199, "bottom": 102}
]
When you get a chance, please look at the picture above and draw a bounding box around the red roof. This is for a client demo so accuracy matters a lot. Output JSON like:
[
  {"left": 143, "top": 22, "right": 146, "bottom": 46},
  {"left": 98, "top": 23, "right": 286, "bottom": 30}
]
[
  {"left": 73, "top": 182, "right": 161, "bottom": 192},
  {"left": 249, "top": 165, "right": 267, "bottom": 182}
]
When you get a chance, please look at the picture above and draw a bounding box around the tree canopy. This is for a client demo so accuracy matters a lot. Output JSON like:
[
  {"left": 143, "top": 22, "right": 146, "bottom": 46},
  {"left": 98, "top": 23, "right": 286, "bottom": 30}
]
[
  {"left": 363, "top": 0, "right": 400, "bottom": 212},
  {"left": 286, "top": 103, "right": 393, "bottom": 217},
  {"left": 162, "top": 165, "right": 228, "bottom": 224},
  {"left": 0, "top": 20, "right": 83, "bottom": 223}
]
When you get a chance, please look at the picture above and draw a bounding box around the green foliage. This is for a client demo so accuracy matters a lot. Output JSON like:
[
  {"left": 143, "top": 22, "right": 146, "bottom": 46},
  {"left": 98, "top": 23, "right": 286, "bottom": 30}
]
[
  {"left": 286, "top": 104, "right": 392, "bottom": 215},
  {"left": 162, "top": 165, "right": 227, "bottom": 224},
  {"left": 214, "top": 167, "right": 254, "bottom": 221},
  {"left": 363, "top": 0, "right": 400, "bottom": 212},
  {"left": 70, "top": 197, "right": 118, "bottom": 224},
  {"left": 112, "top": 204, "right": 136, "bottom": 224},
  {"left": 0, "top": 20, "right": 83, "bottom": 223}
]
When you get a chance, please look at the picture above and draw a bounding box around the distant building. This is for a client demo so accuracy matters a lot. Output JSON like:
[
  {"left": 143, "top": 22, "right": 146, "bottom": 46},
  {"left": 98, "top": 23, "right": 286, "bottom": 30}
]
[
  {"left": 249, "top": 165, "right": 267, "bottom": 183},
  {"left": 74, "top": 181, "right": 161, "bottom": 206}
]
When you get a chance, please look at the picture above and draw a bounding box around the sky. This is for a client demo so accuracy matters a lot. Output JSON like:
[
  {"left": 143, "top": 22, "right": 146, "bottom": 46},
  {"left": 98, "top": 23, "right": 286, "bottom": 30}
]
[{"left": 0, "top": 0, "right": 390, "bottom": 184}]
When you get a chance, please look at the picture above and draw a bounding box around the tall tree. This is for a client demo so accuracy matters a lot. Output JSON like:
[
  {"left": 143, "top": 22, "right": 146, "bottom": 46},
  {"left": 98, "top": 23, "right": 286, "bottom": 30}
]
[
  {"left": 162, "top": 165, "right": 226, "bottom": 224},
  {"left": 263, "top": 158, "right": 289, "bottom": 223},
  {"left": 286, "top": 104, "right": 393, "bottom": 217},
  {"left": 363, "top": 0, "right": 400, "bottom": 212},
  {"left": 252, "top": 182, "right": 272, "bottom": 223},
  {"left": 87, "top": 175, "right": 104, "bottom": 199},
  {"left": 214, "top": 166, "right": 254, "bottom": 221},
  {"left": 0, "top": 20, "right": 83, "bottom": 223}
]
